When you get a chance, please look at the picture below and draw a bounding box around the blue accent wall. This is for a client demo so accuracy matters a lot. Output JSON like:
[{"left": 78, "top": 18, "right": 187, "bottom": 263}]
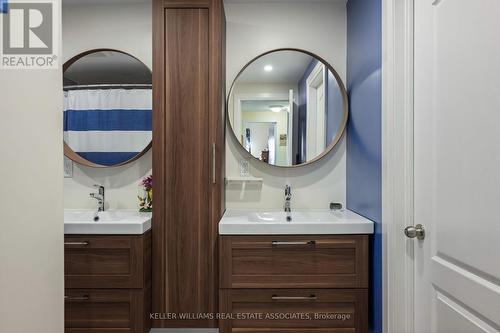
[
  {"left": 347, "top": 0, "right": 382, "bottom": 332},
  {"left": 326, "top": 71, "right": 343, "bottom": 144},
  {"left": 295, "top": 59, "right": 344, "bottom": 164},
  {"left": 1, "top": 0, "right": 8, "bottom": 14}
]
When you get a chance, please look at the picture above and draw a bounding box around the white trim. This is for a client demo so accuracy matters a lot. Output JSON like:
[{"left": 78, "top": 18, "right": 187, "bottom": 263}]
[
  {"left": 305, "top": 61, "right": 326, "bottom": 161},
  {"left": 382, "top": 0, "right": 415, "bottom": 332},
  {"left": 306, "top": 61, "right": 325, "bottom": 87},
  {"left": 225, "top": 176, "right": 263, "bottom": 184}
]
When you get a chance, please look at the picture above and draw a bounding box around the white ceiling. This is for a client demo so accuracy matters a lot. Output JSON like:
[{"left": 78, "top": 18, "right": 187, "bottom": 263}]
[
  {"left": 241, "top": 100, "right": 289, "bottom": 113},
  {"left": 64, "top": 51, "right": 151, "bottom": 86},
  {"left": 237, "top": 51, "right": 313, "bottom": 84}
]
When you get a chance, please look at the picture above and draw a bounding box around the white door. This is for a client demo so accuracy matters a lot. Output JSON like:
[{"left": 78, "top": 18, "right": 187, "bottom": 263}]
[
  {"left": 413, "top": 0, "right": 500, "bottom": 332},
  {"left": 316, "top": 81, "right": 326, "bottom": 153},
  {"left": 306, "top": 62, "right": 326, "bottom": 161}
]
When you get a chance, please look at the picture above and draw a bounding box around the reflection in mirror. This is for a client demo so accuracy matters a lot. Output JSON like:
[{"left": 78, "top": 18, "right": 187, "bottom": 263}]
[
  {"left": 63, "top": 50, "right": 152, "bottom": 167},
  {"left": 228, "top": 49, "right": 347, "bottom": 167}
]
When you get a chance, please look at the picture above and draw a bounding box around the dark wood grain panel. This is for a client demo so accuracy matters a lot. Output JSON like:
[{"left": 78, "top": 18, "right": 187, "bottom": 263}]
[
  {"left": 164, "top": 6, "right": 210, "bottom": 315},
  {"left": 65, "top": 290, "right": 132, "bottom": 329},
  {"left": 209, "top": 0, "right": 226, "bottom": 324},
  {"left": 152, "top": 0, "right": 167, "bottom": 315},
  {"left": 65, "top": 288, "right": 151, "bottom": 332},
  {"left": 152, "top": 0, "right": 225, "bottom": 328},
  {"left": 64, "top": 233, "right": 151, "bottom": 289},
  {"left": 220, "top": 236, "right": 369, "bottom": 289},
  {"left": 131, "top": 285, "right": 152, "bottom": 333},
  {"left": 64, "top": 328, "right": 132, "bottom": 333},
  {"left": 232, "top": 248, "right": 356, "bottom": 275},
  {"left": 219, "top": 289, "right": 368, "bottom": 333},
  {"left": 232, "top": 329, "right": 355, "bottom": 333},
  {"left": 162, "top": 0, "right": 210, "bottom": 7},
  {"left": 141, "top": 231, "right": 152, "bottom": 289},
  {"left": 66, "top": 249, "right": 131, "bottom": 275}
]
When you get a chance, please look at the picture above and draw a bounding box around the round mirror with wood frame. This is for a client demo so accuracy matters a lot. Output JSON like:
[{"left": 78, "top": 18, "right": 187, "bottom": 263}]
[
  {"left": 63, "top": 49, "right": 152, "bottom": 168},
  {"left": 227, "top": 48, "right": 348, "bottom": 168}
]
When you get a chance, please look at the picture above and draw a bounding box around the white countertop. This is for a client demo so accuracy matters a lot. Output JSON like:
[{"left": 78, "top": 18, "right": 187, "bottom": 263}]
[
  {"left": 219, "top": 209, "right": 374, "bottom": 235},
  {"left": 64, "top": 210, "right": 152, "bottom": 235}
]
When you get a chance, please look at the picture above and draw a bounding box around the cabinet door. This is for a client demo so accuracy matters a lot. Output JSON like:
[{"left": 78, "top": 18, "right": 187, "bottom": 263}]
[
  {"left": 64, "top": 234, "right": 148, "bottom": 289},
  {"left": 153, "top": 0, "right": 225, "bottom": 328},
  {"left": 220, "top": 235, "right": 369, "bottom": 289},
  {"left": 219, "top": 289, "right": 368, "bottom": 333}
]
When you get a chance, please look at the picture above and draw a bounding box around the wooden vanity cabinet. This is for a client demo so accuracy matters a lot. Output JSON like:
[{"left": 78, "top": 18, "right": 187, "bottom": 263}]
[
  {"left": 152, "top": 0, "right": 226, "bottom": 328},
  {"left": 64, "top": 231, "right": 152, "bottom": 333},
  {"left": 219, "top": 235, "right": 369, "bottom": 333}
]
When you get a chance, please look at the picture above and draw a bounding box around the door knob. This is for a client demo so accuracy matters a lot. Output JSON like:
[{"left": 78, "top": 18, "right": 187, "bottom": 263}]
[{"left": 404, "top": 224, "right": 425, "bottom": 240}]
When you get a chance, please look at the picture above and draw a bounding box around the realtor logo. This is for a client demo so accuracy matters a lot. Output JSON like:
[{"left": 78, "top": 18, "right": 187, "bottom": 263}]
[{"left": 1, "top": 0, "right": 58, "bottom": 69}]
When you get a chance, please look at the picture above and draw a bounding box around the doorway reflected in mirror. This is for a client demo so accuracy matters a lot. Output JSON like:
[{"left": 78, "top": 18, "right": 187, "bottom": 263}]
[{"left": 227, "top": 49, "right": 348, "bottom": 167}]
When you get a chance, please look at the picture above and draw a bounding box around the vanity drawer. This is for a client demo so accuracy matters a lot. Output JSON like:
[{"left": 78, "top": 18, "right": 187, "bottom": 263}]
[
  {"left": 64, "top": 232, "right": 151, "bottom": 289},
  {"left": 220, "top": 235, "right": 369, "bottom": 289},
  {"left": 219, "top": 289, "right": 368, "bottom": 332},
  {"left": 64, "top": 288, "right": 151, "bottom": 333}
]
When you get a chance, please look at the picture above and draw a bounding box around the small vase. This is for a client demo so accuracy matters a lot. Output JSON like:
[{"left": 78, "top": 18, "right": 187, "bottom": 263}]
[{"left": 138, "top": 187, "right": 153, "bottom": 213}]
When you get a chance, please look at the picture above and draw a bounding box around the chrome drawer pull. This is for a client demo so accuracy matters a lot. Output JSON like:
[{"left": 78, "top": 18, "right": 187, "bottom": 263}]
[
  {"left": 271, "top": 240, "right": 316, "bottom": 246},
  {"left": 64, "top": 295, "right": 90, "bottom": 301},
  {"left": 271, "top": 295, "right": 317, "bottom": 301},
  {"left": 64, "top": 241, "right": 89, "bottom": 246}
]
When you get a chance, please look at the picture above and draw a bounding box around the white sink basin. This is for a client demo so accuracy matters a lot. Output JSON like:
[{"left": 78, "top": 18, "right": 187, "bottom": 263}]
[
  {"left": 219, "top": 209, "right": 374, "bottom": 235},
  {"left": 64, "top": 210, "right": 152, "bottom": 235}
]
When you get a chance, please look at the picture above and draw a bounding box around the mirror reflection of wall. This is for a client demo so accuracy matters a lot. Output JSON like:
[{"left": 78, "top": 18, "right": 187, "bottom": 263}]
[
  {"left": 228, "top": 49, "right": 347, "bottom": 167},
  {"left": 63, "top": 50, "right": 152, "bottom": 167}
]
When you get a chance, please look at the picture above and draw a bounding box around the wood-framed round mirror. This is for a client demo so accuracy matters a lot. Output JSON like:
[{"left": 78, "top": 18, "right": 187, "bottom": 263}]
[
  {"left": 63, "top": 49, "right": 152, "bottom": 168},
  {"left": 227, "top": 48, "right": 348, "bottom": 168}
]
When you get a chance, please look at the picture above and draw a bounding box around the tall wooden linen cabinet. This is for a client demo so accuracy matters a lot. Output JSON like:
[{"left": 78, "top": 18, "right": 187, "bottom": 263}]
[{"left": 152, "top": 0, "right": 226, "bottom": 328}]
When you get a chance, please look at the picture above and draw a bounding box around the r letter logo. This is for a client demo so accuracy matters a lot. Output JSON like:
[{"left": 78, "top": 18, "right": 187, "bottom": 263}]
[{"left": 1, "top": 0, "right": 58, "bottom": 69}]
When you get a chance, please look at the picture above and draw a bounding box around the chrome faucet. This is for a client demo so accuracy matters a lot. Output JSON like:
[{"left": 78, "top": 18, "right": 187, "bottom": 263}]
[
  {"left": 90, "top": 185, "right": 105, "bottom": 213},
  {"left": 284, "top": 185, "right": 292, "bottom": 213}
]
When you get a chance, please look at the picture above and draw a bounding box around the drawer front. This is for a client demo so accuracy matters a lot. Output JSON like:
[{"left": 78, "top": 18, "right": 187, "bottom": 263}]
[
  {"left": 219, "top": 289, "right": 368, "bottom": 332},
  {"left": 220, "top": 236, "right": 369, "bottom": 288},
  {"left": 65, "top": 233, "right": 149, "bottom": 289},
  {"left": 64, "top": 328, "right": 132, "bottom": 333},
  {"left": 65, "top": 289, "right": 131, "bottom": 330},
  {"left": 65, "top": 288, "right": 150, "bottom": 333}
]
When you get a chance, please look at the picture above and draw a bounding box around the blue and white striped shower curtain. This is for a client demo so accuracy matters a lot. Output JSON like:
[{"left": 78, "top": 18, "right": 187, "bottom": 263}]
[{"left": 63, "top": 89, "right": 152, "bottom": 166}]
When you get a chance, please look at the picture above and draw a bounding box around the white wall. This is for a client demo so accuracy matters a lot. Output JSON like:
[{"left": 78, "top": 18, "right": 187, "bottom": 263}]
[
  {"left": 225, "top": 1, "right": 347, "bottom": 209},
  {"left": 62, "top": 1, "right": 152, "bottom": 209},
  {"left": 0, "top": 5, "right": 64, "bottom": 333}
]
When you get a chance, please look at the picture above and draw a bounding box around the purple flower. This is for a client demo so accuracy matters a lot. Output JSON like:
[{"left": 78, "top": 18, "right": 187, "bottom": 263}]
[{"left": 141, "top": 175, "right": 153, "bottom": 190}]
